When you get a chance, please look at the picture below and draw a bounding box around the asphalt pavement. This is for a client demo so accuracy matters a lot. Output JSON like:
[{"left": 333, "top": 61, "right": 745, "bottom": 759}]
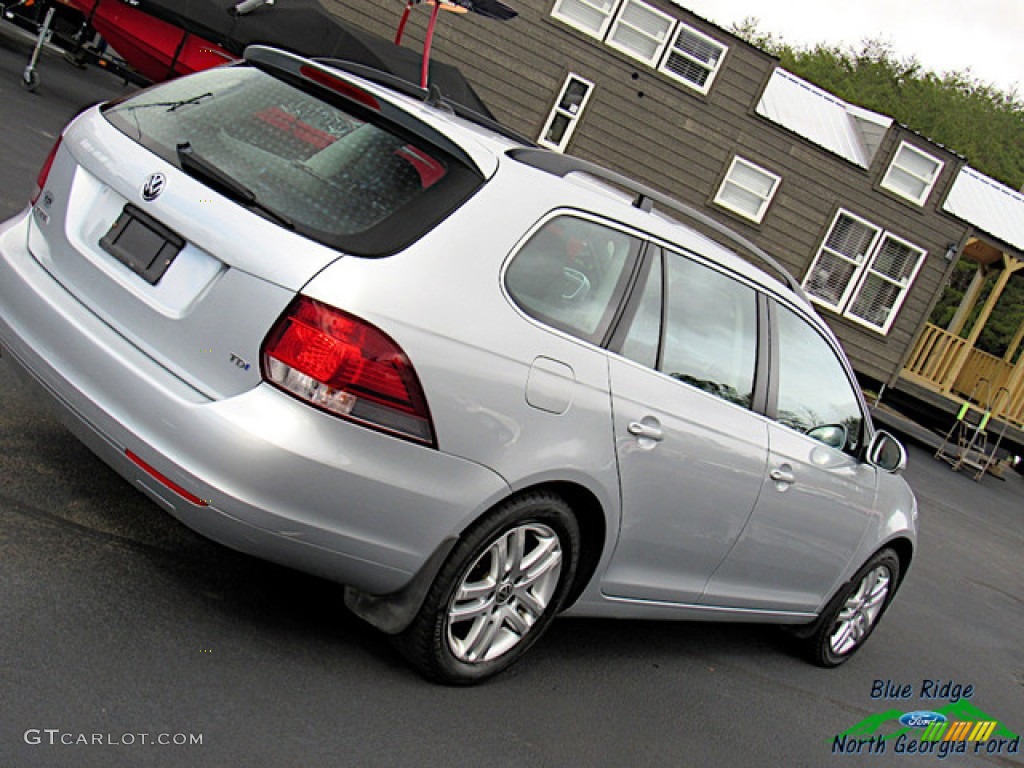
[{"left": 0, "top": 23, "right": 1021, "bottom": 768}]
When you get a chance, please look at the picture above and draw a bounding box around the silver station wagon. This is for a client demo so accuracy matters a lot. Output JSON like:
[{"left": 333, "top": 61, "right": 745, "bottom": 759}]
[{"left": 0, "top": 46, "right": 917, "bottom": 684}]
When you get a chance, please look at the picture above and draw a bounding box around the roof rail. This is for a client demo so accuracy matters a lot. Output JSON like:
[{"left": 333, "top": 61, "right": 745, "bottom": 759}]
[
  {"left": 507, "top": 147, "right": 807, "bottom": 298},
  {"left": 312, "top": 58, "right": 537, "bottom": 147}
]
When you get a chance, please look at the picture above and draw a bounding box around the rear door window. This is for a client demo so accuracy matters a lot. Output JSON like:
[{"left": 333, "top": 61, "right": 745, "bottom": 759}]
[
  {"left": 104, "top": 66, "right": 482, "bottom": 255},
  {"left": 617, "top": 247, "right": 758, "bottom": 410}
]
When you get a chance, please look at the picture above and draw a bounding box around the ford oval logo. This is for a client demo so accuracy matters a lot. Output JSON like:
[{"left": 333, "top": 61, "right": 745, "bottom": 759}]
[
  {"left": 141, "top": 173, "right": 166, "bottom": 202},
  {"left": 899, "top": 711, "right": 948, "bottom": 728}
]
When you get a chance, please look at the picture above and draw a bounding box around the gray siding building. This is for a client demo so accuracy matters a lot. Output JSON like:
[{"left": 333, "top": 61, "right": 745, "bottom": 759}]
[{"left": 322, "top": 0, "right": 1024, "bottom": 436}]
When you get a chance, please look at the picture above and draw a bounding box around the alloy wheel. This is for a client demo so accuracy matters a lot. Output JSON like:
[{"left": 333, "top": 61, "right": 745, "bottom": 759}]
[
  {"left": 828, "top": 564, "right": 891, "bottom": 656},
  {"left": 445, "top": 522, "right": 563, "bottom": 663}
]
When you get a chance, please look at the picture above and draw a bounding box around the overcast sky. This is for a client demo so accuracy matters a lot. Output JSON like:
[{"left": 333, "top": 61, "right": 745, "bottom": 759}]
[{"left": 679, "top": 0, "right": 1023, "bottom": 95}]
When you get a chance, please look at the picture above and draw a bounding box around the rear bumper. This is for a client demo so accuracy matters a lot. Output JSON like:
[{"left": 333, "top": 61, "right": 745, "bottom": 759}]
[{"left": 0, "top": 210, "right": 509, "bottom": 594}]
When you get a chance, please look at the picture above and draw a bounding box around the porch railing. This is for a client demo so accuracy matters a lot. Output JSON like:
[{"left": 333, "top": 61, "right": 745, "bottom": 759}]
[
  {"left": 903, "top": 324, "right": 969, "bottom": 389},
  {"left": 902, "top": 323, "right": 1024, "bottom": 427}
]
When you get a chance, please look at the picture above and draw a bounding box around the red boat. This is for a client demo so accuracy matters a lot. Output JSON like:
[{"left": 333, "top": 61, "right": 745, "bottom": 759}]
[
  {"left": 66, "top": 0, "right": 234, "bottom": 81},
  {"left": 59, "top": 0, "right": 511, "bottom": 116}
]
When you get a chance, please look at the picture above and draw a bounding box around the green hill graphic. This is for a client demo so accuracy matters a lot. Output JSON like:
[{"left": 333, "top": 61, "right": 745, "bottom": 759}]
[{"left": 837, "top": 700, "right": 1019, "bottom": 742}]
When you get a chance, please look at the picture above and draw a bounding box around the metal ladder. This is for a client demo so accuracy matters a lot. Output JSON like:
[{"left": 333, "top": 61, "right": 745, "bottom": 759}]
[{"left": 935, "top": 379, "right": 1012, "bottom": 480}]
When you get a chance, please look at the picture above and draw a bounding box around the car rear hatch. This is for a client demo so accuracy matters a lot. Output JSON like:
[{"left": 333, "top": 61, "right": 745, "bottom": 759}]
[{"left": 26, "top": 50, "right": 487, "bottom": 399}]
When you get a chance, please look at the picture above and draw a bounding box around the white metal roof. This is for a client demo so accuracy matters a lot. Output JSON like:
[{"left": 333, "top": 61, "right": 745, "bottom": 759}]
[
  {"left": 756, "top": 69, "right": 1024, "bottom": 255},
  {"left": 756, "top": 69, "right": 892, "bottom": 168},
  {"left": 944, "top": 167, "right": 1024, "bottom": 253}
]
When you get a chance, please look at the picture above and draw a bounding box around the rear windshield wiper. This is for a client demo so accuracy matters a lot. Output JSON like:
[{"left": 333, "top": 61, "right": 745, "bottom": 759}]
[
  {"left": 118, "top": 92, "right": 215, "bottom": 113},
  {"left": 175, "top": 142, "right": 294, "bottom": 230}
]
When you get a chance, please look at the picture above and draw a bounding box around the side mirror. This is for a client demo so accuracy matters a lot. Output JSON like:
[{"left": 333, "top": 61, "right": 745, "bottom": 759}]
[
  {"left": 867, "top": 430, "right": 907, "bottom": 473},
  {"left": 807, "top": 423, "right": 848, "bottom": 450}
]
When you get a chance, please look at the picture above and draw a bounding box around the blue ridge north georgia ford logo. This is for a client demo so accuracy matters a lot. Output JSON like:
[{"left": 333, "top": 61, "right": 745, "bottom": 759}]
[{"left": 833, "top": 679, "right": 1020, "bottom": 760}]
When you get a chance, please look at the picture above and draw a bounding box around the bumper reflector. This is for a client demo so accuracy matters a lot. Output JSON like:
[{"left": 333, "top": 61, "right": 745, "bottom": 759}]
[{"left": 125, "top": 450, "right": 209, "bottom": 507}]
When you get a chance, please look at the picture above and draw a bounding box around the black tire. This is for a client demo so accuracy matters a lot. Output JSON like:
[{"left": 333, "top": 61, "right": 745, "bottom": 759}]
[
  {"left": 396, "top": 491, "right": 580, "bottom": 685},
  {"left": 803, "top": 548, "right": 900, "bottom": 667}
]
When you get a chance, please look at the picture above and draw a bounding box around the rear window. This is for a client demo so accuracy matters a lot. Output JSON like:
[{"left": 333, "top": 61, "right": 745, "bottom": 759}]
[{"left": 104, "top": 66, "right": 482, "bottom": 255}]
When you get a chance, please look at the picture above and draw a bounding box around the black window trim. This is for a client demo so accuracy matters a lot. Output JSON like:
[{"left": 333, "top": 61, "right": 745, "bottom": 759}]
[
  {"left": 752, "top": 292, "right": 772, "bottom": 416},
  {"left": 605, "top": 240, "right": 661, "bottom": 354}
]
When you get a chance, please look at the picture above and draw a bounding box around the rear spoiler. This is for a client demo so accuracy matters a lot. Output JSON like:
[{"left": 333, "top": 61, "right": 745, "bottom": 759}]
[
  {"left": 244, "top": 45, "right": 532, "bottom": 155},
  {"left": 312, "top": 57, "right": 536, "bottom": 147}
]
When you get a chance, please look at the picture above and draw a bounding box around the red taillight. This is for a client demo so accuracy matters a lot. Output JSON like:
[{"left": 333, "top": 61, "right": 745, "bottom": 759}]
[
  {"left": 262, "top": 297, "right": 435, "bottom": 445},
  {"left": 31, "top": 135, "right": 62, "bottom": 206}
]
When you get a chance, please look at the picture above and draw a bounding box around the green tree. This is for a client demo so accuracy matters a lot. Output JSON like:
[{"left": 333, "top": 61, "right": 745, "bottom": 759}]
[{"left": 731, "top": 19, "right": 1024, "bottom": 356}]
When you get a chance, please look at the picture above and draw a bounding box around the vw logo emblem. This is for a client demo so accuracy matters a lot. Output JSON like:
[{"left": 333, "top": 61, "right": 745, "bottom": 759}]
[{"left": 141, "top": 173, "right": 166, "bottom": 202}]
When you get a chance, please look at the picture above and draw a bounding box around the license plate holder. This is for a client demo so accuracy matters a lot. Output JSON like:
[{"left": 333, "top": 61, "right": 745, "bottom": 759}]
[{"left": 100, "top": 204, "right": 185, "bottom": 285}]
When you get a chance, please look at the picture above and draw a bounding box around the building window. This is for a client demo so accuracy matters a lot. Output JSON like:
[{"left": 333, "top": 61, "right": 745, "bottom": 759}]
[
  {"left": 659, "top": 23, "right": 726, "bottom": 93},
  {"left": 550, "top": 3, "right": 729, "bottom": 95},
  {"left": 881, "top": 142, "right": 943, "bottom": 205},
  {"left": 803, "top": 210, "right": 926, "bottom": 334},
  {"left": 606, "top": 0, "right": 674, "bottom": 66},
  {"left": 551, "top": 0, "right": 618, "bottom": 38},
  {"left": 538, "top": 74, "right": 595, "bottom": 152},
  {"left": 845, "top": 233, "right": 926, "bottom": 332},
  {"left": 804, "top": 211, "right": 880, "bottom": 311},
  {"left": 714, "top": 156, "right": 780, "bottom": 223}
]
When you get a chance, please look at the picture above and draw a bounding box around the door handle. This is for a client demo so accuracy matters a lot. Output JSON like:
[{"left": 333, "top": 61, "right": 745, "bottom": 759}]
[
  {"left": 628, "top": 421, "right": 664, "bottom": 442},
  {"left": 769, "top": 467, "right": 795, "bottom": 484}
]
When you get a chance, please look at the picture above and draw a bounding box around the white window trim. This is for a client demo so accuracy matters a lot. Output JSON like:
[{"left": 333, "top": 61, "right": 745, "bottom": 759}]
[
  {"left": 538, "top": 73, "right": 595, "bottom": 153},
  {"left": 844, "top": 232, "right": 927, "bottom": 334},
  {"left": 605, "top": 0, "right": 674, "bottom": 66},
  {"left": 804, "top": 210, "right": 881, "bottom": 313},
  {"left": 658, "top": 22, "right": 727, "bottom": 94},
  {"left": 803, "top": 209, "right": 926, "bottom": 334},
  {"left": 550, "top": 0, "right": 620, "bottom": 39},
  {"left": 880, "top": 141, "right": 944, "bottom": 206},
  {"left": 548, "top": 3, "right": 729, "bottom": 96},
  {"left": 713, "top": 156, "right": 781, "bottom": 223}
]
